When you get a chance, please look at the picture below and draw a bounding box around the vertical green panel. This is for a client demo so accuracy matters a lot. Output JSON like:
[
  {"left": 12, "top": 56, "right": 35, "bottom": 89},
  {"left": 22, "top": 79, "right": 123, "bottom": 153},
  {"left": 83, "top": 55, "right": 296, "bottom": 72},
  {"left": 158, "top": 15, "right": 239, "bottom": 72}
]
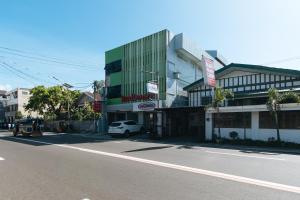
[
  {"left": 122, "top": 30, "right": 167, "bottom": 101},
  {"left": 105, "top": 46, "right": 123, "bottom": 64},
  {"left": 109, "top": 72, "right": 122, "bottom": 86}
]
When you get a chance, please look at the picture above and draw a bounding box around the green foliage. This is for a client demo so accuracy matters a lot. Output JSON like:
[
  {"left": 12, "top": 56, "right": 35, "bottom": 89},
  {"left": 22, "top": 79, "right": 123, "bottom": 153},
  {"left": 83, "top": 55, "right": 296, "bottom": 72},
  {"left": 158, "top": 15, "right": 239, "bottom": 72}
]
[
  {"left": 15, "top": 111, "right": 23, "bottom": 119},
  {"left": 279, "top": 91, "right": 300, "bottom": 104},
  {"left": 210, "top": 87, "right": 234, "bottom": 109},
  {"left": 25, "top": 85, "right": 80, "bottom": 120},
  {"left": 265, "top": 88, "right": 300, "bottom": 142},
  {"left": 72, "top": 103, "right": 101, "bottom": 121}
]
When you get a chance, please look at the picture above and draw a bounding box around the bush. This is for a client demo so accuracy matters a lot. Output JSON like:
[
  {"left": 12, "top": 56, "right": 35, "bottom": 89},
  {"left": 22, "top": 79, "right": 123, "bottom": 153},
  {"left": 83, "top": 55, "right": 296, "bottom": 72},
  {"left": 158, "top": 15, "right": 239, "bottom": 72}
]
[{"left": 229, "top": 131, "right": 238, "bottom": 140}]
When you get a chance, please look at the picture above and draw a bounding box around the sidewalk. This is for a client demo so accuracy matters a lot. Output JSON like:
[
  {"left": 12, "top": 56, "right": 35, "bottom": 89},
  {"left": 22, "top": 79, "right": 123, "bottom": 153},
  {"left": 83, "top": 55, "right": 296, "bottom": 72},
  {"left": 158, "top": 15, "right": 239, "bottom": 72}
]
[{"left": 42, "top": 132, "right": 300, "bottom": 155}]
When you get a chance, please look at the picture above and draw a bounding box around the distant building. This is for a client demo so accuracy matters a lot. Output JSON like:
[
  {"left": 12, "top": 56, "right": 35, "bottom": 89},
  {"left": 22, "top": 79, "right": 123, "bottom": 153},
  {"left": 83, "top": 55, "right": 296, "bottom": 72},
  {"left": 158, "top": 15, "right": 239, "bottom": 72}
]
[
  {"left": 5, "top": 88, "right": 39, "bottom": 123},
  {"left": 77, "top": 92, "right": 101, "bottom": 111},
  {"left": 0, "top": 90, "right": 7, "bottom": 127}
]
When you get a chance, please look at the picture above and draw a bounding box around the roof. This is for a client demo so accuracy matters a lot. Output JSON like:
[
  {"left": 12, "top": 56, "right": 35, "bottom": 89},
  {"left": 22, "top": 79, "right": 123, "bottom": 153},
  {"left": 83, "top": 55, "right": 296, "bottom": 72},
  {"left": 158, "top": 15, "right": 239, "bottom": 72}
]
[
  {"left": 184, "top": 63, "right": 300, "bottom": 91},
  {"left": 77, "top": 92, "right": 101, "bottom": 105},
  {"left": 0, "top": 90, "right": 6, "bottom": 95}
]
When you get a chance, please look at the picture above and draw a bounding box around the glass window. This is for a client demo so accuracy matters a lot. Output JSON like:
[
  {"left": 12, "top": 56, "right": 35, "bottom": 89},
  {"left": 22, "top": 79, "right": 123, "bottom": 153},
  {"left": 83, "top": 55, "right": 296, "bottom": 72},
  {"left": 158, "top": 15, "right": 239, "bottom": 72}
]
[
  {"left": 105, "top": 60, "right": 122, "bottom": 75},
  {"left": 214, "top": 112, "right": 251, "bottom": 128},
  {"left": 107, "top": 85, "right": 121, "bottom": 98},
  {"left": 259, "top": 111, "right": 300, "bottom": 129}
]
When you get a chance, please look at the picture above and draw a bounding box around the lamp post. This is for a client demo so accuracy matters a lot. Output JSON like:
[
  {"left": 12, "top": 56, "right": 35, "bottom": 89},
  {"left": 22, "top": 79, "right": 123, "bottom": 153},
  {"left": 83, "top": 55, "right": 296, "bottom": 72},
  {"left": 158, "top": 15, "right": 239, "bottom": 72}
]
[{"left": 62, "top": 83, "right": 73, "bottom": 132}]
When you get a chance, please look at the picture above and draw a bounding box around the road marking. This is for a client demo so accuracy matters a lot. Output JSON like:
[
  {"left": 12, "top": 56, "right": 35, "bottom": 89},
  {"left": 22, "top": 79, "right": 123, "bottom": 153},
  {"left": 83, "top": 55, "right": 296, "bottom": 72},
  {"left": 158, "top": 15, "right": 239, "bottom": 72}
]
[
  {"left": 205, "top": 150, "right": 286, "bottom": 161},
  {"left": 11, "top": 137, "right": 300, "bottom": 194},
  {"left": 114, "top": 141, "right": 122, "bottom": 143},
  {"left": 0, "top": 157, "right": 5, "bottom": 161}
]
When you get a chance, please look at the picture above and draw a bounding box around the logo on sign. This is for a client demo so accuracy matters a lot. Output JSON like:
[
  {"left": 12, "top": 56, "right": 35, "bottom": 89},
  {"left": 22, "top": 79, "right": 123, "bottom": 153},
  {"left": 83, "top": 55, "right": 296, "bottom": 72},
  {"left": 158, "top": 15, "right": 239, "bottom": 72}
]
[{"left": 138, "top": 102, "right": 156, "bottom": 111}]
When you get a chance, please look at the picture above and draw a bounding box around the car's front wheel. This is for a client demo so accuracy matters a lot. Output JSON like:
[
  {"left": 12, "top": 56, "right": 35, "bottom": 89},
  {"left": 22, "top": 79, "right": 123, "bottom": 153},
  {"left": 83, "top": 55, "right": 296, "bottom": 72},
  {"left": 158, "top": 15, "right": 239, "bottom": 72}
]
[
  {"left": 124, "top": 130, "right": 130, "bottom": 137},
  {"left": 140, "top": 127, "right": 145, "bottom": 134}
]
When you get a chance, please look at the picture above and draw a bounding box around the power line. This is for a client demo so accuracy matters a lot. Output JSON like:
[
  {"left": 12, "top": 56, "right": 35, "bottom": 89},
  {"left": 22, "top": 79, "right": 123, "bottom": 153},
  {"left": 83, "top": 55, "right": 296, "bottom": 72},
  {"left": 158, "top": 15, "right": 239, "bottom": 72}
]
[
  {"left": 0, "top": 63, "right": 36, "bottom": 85},
  {"left": 0, "top": 45, "right": 102, "bottom": 67},
  {"left": 0, "top": 48, "right": 102, "bottom": 70},
  {"left": 262, "top": 56, "right": 300, "bottom": 65},
  {"left": 0, "top": 46, "right": 99, "bottom": 65},
  {"left": 1, "top": 62, "right": 56, "bottom": 85}
]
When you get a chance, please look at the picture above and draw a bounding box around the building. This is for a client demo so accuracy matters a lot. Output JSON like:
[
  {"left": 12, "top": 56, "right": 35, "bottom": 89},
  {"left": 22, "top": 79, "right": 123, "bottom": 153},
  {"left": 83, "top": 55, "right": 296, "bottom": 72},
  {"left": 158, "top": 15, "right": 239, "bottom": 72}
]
[
  {"left": 0, "top": 90, "right": 7, "bottom": 128},
  {"left": 104, "top": 29, "right": 227, "bottom": 132},
  {"left": 184, "top": 63, "right": 300, "bottom": 143},
  {"left": 77, "top": 92, "right": 101, "bottom": 108},
  {"left": 5, "top": 88, "right": 38, "bottom": 123}
]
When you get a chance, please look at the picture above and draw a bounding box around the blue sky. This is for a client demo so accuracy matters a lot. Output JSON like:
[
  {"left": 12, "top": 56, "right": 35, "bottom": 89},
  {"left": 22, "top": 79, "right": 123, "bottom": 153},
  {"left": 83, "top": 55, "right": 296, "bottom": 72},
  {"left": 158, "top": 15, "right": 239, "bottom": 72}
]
[{"left": 1, "top": 0, "right": 300, "bottom": 91}]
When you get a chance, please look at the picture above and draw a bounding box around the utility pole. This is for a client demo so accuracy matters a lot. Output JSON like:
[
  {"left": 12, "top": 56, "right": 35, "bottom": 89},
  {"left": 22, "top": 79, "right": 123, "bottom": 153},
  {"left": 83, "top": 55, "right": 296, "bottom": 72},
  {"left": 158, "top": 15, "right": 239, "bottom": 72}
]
[
  {"left": 93, "top": 80, "right": 105, "bottom": 133},
  {"left": 62, "top": 83, "right": 73, "bottom": 132}
]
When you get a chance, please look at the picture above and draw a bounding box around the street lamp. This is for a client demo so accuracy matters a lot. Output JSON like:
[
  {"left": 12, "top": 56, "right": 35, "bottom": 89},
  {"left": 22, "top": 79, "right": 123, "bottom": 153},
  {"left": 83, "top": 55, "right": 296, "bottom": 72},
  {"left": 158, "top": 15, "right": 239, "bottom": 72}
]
[{"left": 62, "top": 83, "right": 73, "bottom": 132}]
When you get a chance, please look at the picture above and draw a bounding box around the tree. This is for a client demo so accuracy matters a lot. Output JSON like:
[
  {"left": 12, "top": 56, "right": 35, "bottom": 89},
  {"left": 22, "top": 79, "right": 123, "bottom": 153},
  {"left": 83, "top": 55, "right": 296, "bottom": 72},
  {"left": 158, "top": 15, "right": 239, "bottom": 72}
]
[
  {"left": 266, "top": 88, "right": 300, "bottom": 142},
  {"left": 210, "top": 87, "right": 234, "bottom": 140},
  {"left": 15, "top": 111, "right": 23, "bottom": 120},
  {"left": 25, "top": 85, "right": 80, "bottom": 120},
  {"left": 72, "top": 103, "right": 101, "bottom": 121}
]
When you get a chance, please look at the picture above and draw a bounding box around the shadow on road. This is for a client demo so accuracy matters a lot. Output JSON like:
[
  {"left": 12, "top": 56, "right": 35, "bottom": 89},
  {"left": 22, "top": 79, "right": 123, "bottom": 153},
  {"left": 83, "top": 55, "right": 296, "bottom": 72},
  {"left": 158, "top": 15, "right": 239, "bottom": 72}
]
[
  {"left": 0, "top": 133, "right": 111, "bottom": 146},
  {"left": 123, "top": 145, "right": 173, "bottom": 153},
  {"left": 1, "top": 132, "right": 300, "bottom": 156}
]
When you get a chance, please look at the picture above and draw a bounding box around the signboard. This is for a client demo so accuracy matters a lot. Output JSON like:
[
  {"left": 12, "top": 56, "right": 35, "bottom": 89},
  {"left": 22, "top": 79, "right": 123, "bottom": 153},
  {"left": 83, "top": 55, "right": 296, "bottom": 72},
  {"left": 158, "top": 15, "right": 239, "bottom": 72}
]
[
  {"left": 122, "top": 93, "right": 155, "bottom": 103},
  {"left": 147, "top": 82, "right": 158, "bottom": 94},
  {"left": 202, "top": 55, "right": 216, "bottom": 87},
  {"left": 133, "top": 102, "right": 157, "bottom": 111},
  {"left": 93, "top": 101, "right": 101, "bottom": 113}
]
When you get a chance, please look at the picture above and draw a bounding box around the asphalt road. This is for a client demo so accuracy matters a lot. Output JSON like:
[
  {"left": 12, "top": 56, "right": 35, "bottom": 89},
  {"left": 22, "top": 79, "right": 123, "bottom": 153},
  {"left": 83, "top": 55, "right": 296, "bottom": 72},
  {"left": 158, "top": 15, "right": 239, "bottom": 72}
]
[{"left": 1, "top": 132, "right": 300, "bottom": 200}]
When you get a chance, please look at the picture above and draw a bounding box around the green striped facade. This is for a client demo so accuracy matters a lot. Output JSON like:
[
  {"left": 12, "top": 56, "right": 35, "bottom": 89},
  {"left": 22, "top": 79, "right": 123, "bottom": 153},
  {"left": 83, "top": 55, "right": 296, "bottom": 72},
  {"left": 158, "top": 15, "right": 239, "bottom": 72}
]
[{"left": 105, "top": 30, "right": 168, "bottom": 105}]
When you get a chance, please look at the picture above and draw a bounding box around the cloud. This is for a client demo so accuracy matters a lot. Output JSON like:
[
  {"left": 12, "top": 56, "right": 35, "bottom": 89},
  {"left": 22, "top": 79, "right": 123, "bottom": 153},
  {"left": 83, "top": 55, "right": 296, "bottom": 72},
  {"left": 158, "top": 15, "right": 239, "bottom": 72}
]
[{"left": 0, "top": 84, "right": 12, "bottom": 91}]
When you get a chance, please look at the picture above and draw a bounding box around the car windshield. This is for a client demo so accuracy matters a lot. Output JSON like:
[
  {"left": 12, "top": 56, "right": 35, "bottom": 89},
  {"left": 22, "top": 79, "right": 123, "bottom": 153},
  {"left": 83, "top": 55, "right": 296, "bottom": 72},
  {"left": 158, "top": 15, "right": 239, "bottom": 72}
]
[{"left": 110, "top": 122, "right": 121, "bottom": 127}]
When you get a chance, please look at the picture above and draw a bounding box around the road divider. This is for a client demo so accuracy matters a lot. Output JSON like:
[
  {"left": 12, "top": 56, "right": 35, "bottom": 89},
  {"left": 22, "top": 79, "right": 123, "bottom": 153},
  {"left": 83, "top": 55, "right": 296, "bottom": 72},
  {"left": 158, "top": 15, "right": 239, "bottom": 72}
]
[{"left": 10, "top": 137, "right": 300, "bottom": 195}]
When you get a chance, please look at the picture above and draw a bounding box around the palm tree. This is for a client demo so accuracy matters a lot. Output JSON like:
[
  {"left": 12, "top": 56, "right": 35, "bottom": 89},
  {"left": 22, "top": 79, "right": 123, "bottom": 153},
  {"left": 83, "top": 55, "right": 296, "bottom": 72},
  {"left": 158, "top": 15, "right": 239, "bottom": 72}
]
[
  {"left": 266, "top": 88, "right": 281, "bottom": 142},
  {"left": 266, "top": 88, "right": 300, "bottom": 143},
  {"left": 210, "top": 87, "right": 234, "bottom": 140}
]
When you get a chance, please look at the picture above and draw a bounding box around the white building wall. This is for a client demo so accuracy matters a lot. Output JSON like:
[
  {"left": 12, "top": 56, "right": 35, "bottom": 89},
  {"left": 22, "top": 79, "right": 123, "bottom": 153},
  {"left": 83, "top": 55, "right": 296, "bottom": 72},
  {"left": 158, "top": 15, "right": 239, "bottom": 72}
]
[
  {"left": 205, "top": 104, "right": 300, "bottom": 143},
  {"left": 205, "top": 112, "right": 213, "bottom": 140}
]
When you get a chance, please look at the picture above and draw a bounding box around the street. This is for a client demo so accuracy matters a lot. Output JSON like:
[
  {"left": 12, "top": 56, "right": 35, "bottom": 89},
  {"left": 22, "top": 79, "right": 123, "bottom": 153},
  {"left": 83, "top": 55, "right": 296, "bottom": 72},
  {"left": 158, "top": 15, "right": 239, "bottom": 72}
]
[{"left": 1, "top": 132, "right": 300, "bottom": 200}]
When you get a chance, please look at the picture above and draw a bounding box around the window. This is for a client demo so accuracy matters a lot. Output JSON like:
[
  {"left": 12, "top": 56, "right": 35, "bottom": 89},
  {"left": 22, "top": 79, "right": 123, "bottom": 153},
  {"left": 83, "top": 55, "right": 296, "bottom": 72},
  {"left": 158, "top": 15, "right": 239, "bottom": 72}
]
[
  {"left": 214, "top": 112, "right": 251, "bottom": 128},
  {"left": 125, "top": 121, "right": 136, "bottom": 125},
  {"left": 22, "top": 91, "right": 29, "bottom": 95},
  {"left": 201, "top": 96, "right": 212, "bottom": 106},
  {"left": 259, "top": 111, "right": 300, "bottom": 129},
  {"left": 107, "top": 85, "right": 121, "bottom": 99},
  {"left": 105, "top": 60, "right": 122, "bottom": 75}
]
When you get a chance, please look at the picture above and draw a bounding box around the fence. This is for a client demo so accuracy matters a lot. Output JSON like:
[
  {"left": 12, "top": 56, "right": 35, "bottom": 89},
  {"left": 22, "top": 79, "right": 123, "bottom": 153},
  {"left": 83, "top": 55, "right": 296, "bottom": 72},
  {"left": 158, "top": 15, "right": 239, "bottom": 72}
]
[{"left": 44, "top": 120, "right": 96, "bottom": 133}]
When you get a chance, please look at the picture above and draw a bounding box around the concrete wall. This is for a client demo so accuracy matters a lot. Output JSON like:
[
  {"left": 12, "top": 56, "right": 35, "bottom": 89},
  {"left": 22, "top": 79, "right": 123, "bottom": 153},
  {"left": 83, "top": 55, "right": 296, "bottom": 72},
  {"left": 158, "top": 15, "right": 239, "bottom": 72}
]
[
  {"left": 45, "top": 120, "right": 95, "bottom": 133},
  {"left": 206, "top": 108, "right": 300, "bottom": 143}
]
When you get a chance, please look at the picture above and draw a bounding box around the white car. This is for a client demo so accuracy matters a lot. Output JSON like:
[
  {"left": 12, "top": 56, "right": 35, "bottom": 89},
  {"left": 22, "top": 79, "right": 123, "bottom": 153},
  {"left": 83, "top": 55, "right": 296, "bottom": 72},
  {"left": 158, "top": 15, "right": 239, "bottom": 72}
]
[{"left": 108, "top": 120, "right": 144, "bottom": 137}]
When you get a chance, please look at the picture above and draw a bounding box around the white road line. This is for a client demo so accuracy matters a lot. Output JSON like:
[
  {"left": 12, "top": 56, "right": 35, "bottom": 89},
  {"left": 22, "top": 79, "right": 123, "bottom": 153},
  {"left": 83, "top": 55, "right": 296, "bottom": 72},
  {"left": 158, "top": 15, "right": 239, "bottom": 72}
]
[
  {"left": 205, "top": 150, "right": 286, "bottom": 161},
  {"left": 11, "top": 137, "right": 300, "bottom": 194},
  {"left": 0, "top": 157, "right": 5, "bottom": 161}
]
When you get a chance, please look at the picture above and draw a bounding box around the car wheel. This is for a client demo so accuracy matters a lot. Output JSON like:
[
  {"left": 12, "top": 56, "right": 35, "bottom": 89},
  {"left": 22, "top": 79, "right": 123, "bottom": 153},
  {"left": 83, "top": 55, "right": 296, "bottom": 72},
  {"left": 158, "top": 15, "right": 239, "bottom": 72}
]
[
  {"left": 140, "top": 127, "right": 145, "bottom": 134},
  {"left": 124, "top": 130, "right": 130, "bottom": 137}
]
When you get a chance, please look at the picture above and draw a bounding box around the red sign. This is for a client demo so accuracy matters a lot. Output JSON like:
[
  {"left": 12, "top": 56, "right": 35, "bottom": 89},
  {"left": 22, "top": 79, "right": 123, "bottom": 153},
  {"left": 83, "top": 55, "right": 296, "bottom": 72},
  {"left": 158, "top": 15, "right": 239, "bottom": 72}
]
[
  {"left": 122, "top": 94, "right": 155, "bottom": 103},
  {"left": 93, "top": 101, "right": 101, "bottom": 113},
  {"left": 202, "top": 55, "right": 216, "bottom": 87}
]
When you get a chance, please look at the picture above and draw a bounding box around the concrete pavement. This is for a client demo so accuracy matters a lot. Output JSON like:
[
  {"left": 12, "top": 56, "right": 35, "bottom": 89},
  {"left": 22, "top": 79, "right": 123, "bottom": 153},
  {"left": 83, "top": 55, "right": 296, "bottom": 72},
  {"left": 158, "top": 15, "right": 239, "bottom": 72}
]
[{"left": 1, "top": 131, "right": 300, "bottom": 200}]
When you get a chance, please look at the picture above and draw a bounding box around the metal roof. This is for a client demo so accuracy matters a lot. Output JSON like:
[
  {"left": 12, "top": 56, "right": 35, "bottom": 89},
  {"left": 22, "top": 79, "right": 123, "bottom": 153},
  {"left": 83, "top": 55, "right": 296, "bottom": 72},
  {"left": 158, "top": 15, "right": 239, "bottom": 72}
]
[{"left": 184, "top": 63, "right": 300, "bottom": 91}]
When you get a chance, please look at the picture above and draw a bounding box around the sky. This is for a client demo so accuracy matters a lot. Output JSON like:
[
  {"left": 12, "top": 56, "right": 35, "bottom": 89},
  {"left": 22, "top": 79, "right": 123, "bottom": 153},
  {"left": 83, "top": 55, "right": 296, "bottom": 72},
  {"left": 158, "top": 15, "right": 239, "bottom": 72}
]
[{"left": 1, "top": 0, "right": 300, "bottom": 91}]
